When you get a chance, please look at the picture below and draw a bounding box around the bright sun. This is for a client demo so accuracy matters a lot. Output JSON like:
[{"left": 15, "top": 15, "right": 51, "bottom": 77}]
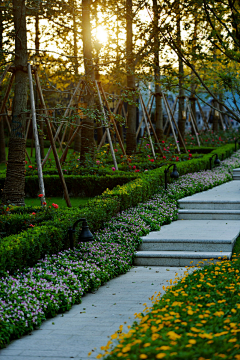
[{"left": 96, "top": 26, "right": 108, "bottom": 44}]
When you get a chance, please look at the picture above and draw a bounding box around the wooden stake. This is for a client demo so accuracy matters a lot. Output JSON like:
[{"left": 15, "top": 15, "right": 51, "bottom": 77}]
[
  {"left": 42, "top": 79, "right": 83, "bottom": 166},
  {"left": 162, "top": 93, "right": 181, "bottom": 154},
  {"left": 186, "top": 101, "right": 200, "bottom": 146},
  {"left": 34, "top": 69, "right": 72, "bottom": 207},
  {"left": 0, "top": 64, "right": 11, "bottom": 88},
  {"left": 140, "top": 93, "right": 163, "bottom": 156},
  {"left": 95, "top": 81, "right": 118, "bottom": 170},
  {"left": 98, "top": 83, "right": 127, "bottom": 158},
  {"left": 60, "top": 124, "right": 82, "bottom": 164},
  {"left": 28, "top": 63, "right": 46, "bottom": 205},
  {"left": 97, "top": 98, "right": 122, "bottom": 152},
  {"left": 196, "top": 98, "right": 209, "bottom": 130},
  {"left": 0, "top": 73, "right": 15, "bottom": 123},
  {"left": 163, "top": 96, "right": 178, "bottom": 133},
  {"left": 139, "top": 95, "right": 156, "bottom": 159},
  {"left": 136, "top": 95, "right": 153, "bottom": 139}
]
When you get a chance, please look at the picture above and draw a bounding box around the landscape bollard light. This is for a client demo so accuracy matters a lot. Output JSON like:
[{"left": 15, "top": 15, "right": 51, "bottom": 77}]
[
  {"left": 209, "top": 154, "right": 221, "bottom": 170},
  {"left": 68, "top": 218, "right": 93, "bottom": 249},
  {"left": 234, "top": 139, "right": 240, "bottom": 152},
  {"left": 164, "top": 164, "right": 179, "bottom": 190}
]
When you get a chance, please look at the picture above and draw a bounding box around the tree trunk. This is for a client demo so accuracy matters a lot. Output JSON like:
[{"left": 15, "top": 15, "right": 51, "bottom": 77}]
[
  {"left": 2, "top": 0, "right": 28, "bottom": 206},
  {"left": 190, "top": 16, "right": 197, "bottom": 134},
  {"left": 176, "top": 1, "right": 185, "bottom": 147},
  {"left": 0, "top": 119, "right": 6, "bottom": 163},
  {"left": 153, "top": 0, "right": 163, "bottom": 141},
  {"left": 80, "top": 0, "right": 95, "bottom": 163},
  {"left": 212, "top": 98, "right": 219, "bottom": 132},
  {"left": 126, "top": 0, "right": 136, "bottom": 154},
  {"left": 0, "top": 9, "right": 6, "bottom": 163}
]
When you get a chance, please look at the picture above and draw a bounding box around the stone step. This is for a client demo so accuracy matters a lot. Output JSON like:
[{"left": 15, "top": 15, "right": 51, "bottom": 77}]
[
  {"left": 233, "top": 175, "right": 240, "bottom": 180},
  {"left": 178, "top": 209, "right": 240, "bottom": 220},
  {"left": 134, "top": 251, "right": 231, "bottom": 267},
  {"left": 139, "top": 239, "right": 234, "bottom": 252},
  {"left": 139, "top": 220, "right": 238, "bottom": 252},
  {"left": 179, "top": 200, "right": 240, "bottom": 210},
  {"left": 233, "top": 168, "right": 240, "bottom": 174}
]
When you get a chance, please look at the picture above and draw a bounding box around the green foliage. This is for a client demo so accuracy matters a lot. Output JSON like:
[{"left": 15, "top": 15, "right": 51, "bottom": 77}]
[{"left": 0, "top": 143, "right": 235, "bottom": 274}]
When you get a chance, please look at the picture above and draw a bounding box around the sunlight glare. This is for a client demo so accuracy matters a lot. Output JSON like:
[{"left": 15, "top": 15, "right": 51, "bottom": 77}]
[{"left": 96, "top": 26, "right": 108, "bottom": 44}]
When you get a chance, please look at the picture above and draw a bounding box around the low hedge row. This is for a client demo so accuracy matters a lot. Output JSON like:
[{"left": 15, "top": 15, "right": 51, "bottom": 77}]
[
  {"left": 101, "top": 144, "right": 234, "bottom": 211},
  {"left": 0, "top": 143, "right": 235, "bottom": 274},
  {"left": 0, "top": 173, "right": 138, "bottom": 198}
]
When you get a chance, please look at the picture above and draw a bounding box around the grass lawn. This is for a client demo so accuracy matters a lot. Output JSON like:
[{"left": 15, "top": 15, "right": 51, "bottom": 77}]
[{"left": 24, "top": 196, "right": 91, "bottom": 208}]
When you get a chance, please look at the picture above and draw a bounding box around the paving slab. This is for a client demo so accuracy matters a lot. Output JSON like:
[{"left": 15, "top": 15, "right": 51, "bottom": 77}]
[
  {"left": 0, "top": 266, "right": 190, "bottom": 360},
  {"left": 178, "top": 180, "right": 240, "bottom": 205}
]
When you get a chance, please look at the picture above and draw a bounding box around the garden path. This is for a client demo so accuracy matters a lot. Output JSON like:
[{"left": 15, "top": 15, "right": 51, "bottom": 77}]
[
  {"left": 1, "top": 179, "right": 240, "bottom": 360},
  {"left": 0, "top": 266, "right": 189, "bottom": 360}
]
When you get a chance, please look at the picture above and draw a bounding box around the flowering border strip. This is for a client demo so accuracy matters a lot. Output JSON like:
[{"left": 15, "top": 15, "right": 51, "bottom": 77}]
[{"left": 1, "top": 151, "right": 240, "bottom": 349}]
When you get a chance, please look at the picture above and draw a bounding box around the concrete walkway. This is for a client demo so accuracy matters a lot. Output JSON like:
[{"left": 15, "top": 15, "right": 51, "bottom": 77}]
[
  {"left": 1, "top": 180, "right": 240, "bottom": 360},
  {"left": 0, "top": 266, "right": 189, "bottom": 360}
]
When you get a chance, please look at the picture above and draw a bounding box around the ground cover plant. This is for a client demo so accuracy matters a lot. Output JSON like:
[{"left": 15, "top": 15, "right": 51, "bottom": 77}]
[
  {"left": 1, "top": 151, "right": 240, "bottom": 349},
  {"left": 98, "top": 255, "right": 240, "bottom": 360}
]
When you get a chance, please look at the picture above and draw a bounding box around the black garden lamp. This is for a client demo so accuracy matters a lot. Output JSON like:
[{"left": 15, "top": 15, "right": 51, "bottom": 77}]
[
  {"left": 164, "top": 164, "right": 179, "bottom": 190},
  {"left": 209, "top": 154, "right": 221, "bottom": 171},
  {"left": 234, "top": 138, "right": 240, "bottom": 152},
  {"left": 68, "top": 218, "right": 93, "bottom": 249}
]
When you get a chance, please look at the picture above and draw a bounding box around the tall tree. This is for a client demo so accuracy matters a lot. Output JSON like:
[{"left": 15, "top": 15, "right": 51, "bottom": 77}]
[
  {"left": 80, "top": 0, "right": 95, "bottom": 162},
  {"left": 175, "top": 0, "right": 185, "bottom": 146},
  {"left": 126, "top": 0, "right": 136, "bottom": 154},
  {"left": 2, "top": 0, "right": 28, "bottom": 205},
  {"left": 153, "top": 0, "right": 163, "bottom": 140}
]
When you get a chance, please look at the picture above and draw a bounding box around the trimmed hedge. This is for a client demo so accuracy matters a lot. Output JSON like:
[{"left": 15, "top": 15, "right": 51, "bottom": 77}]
[
  {"left": 0, "top": 173, "right": 138, "bottom": 198},
  {"left": 0, "top": 143, "right": 235, "bottom": 274}
]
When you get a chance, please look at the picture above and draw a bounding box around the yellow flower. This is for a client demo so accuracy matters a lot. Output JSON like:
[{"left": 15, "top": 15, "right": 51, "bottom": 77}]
[
  {"left": 96, "top": 355, "right": 102, "bottom": 359},
  {"left": 156, "top": 354, "right": 166, "bottom": 359},
  {"left": 229, "top": 338, "right": 237, "bottom": 343},
  {"left": 111, "top": 333, "right": 118, "bottom": 339},
  {"left": 167, "top": 331, "right": 181, "bottom": 340},
  {"left": 140, "top": 355, "right": 148, "bottom": 359},
  {"left": 189, "top": 339, "right": 196, "bottom": 344},
  {"left": 143, "top": 343, "right": 151, "bottom": 348},
  {"left": 159, "top": 346, "right": 171, "bottom": 350}
]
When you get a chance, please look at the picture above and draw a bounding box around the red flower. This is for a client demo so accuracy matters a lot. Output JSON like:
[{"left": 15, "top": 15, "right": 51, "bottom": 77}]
[
  {"left": 25, "top": 161, "right": 27, "bottom": 164},
  {"left": 176, "top": 157, "right": 179, "bottom": 161},
  {"left": 163, "top": 156, "right": 166, "bottom": 160},
  {"left": 31, "top": 212, "right": 36, "bottom": 215},
  {"left": 135, "top": 169, "right": 140, "bottom": 172},
  {"left": 188, "top": 157, "right": 191, "bottom": 160},
  {"left": 188, "top": 150, "right": 190, "bottom": 152},
  {"left": 129, "top": 165, "right": 132, "bottom": 169},
  {"left": 163, "top": 148, "right": 166, "bottom": 151},
  {"left": 52, "top": 203, "right": 59, "bottom": 209},
  {"left": 189, "top": 153, "right": 192, "bottom": 157},
  {"left": 150, "top": 159, "right": 154, "bottom": 162},
  {"left": 162, "top": 140, "right": 165, "bottom": 144},
  {"left": 43, "top": 202, "right": 47, "bottom": 206},
  {"left": 114, "top": 149, "right": 118, "bottom": 152},
  {"left": 38, "top": 194, "right": 43, "bottom": 198},
  {"left": 133, "top": 165, "right": 136, "bottom": 169},
  {"left": 29, "top": 224, "right": 34, "bottom": 227},
  {"left": 28, "top": 165, "right": 33, "bottom": 169}
]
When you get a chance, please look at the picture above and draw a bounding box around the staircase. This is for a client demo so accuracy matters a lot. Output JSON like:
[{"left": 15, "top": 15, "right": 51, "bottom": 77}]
[
  {"left": 233, "top": 168, "right": 240, "bottom": 180},
  {"left": 134, "top": 179, "right": 240, "bottom": 267}
]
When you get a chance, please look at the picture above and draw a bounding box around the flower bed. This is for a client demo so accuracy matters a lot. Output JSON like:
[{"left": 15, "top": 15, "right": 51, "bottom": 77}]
[
  {"left": 99, "top": 256, "right": 240, "bottom": 360},
  {"left": 1, "top": 151, "right": 240, "bottom": 349}
]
